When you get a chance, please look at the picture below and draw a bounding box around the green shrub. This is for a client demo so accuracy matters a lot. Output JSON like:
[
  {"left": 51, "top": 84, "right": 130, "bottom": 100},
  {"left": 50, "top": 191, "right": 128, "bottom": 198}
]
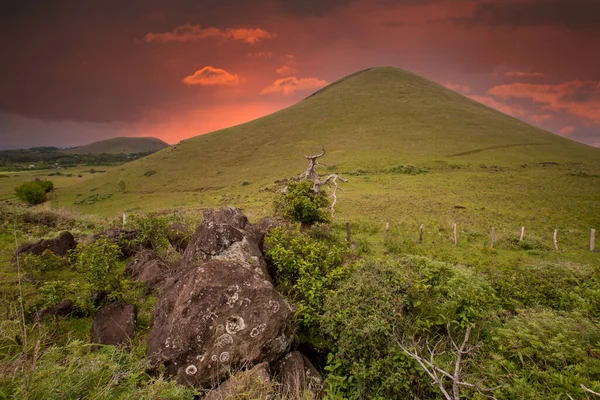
[
  {"left": 23, "top": 250, "right": 65, "bottom": 275},
  {"left": 481, "top": 309, "right": 600, "bottom": 398},
  {"left": 320, "top": 256, "right": 497, "bottom": 399},
  {"left": 35, "top": 179, "right": 54, "bottom": 193},
  {"left": 14, "top": 181, "right": 47, "bottom": 205},
  {"left": 274, "top": 180, "right": 330, "bottom": 228},
  {"left": 265, "top": 227, "right": 349, "bottom": 340},
  {"left": 71, "top": 238, "right": 126, "bottom": 302},
  {"left": 129, "top": 213, "right": 172, "bottom": 252},
  {"left": 117, "top": 179, "right": 126, "bottom": 192}
]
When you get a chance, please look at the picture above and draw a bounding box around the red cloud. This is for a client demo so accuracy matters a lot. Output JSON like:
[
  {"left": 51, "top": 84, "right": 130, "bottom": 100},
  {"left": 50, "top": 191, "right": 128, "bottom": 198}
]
[
  {"left": 182, "top": 66, "right": 240, "bottom": 86},
  {"left": 488, "top": 81, "right": 600, "bottom": 124},
  {"left": 260, "top": 77, "right": 328, "bottom": 96},
  {"left": 505, "top": 71, "right": 544, "bottom": 78},
  {"left": 276, "top": 55, "right": 297, "bottom": 76},
  {"left": 144, "top": 23, "right": 274, "bottom": 44},
  {"left": 559, "top": 126, "right": 576, "bottom": 136}
]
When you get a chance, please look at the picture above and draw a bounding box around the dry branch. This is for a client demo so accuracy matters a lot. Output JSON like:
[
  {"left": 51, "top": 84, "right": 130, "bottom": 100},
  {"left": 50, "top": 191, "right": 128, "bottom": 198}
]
[{"left": 394, "top": 326, "right": 501, "bottom": 400}]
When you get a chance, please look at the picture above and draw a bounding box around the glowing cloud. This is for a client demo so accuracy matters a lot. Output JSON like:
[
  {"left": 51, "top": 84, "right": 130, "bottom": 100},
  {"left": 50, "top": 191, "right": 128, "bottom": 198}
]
[
  {"left": 182, "top": 66, "right": 240, "bottom": 86},
  {"left": 488, "top": 81, "right": 600, "bottom": 124},
  {"left": 260, "top": 77, "right": 328, "bottom": 96},
  {"left": 144, "top": 23, "right": 274, "bottom": 44},
  {"left": 559, "top": 126, "right": 576, "bottom": 136},
  {"left": 276, "top": 55, "right": 297, "bottom": 76}
]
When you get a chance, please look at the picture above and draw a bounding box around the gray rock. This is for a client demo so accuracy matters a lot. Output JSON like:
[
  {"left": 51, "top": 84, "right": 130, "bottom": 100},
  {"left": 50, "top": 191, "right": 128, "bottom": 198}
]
[
  {"left": 272, "top": 351, "right": 324, "bottom": 399},
  {"left": 147, "top": 260, "right": 294, "bottom": 388},
  {"left": 17, "top": 231, "right": 77, "bottom": 257},
  {"left": 181, "top": 207, "right": 271, "bottom": 280},
  {"left": 125, "top": 249, "right": 168, "bottom": 289}
]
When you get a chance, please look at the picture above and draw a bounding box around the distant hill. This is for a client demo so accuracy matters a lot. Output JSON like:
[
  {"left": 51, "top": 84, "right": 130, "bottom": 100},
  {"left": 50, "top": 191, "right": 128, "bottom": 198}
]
[
  {"left": 65, "top": 137, "right": 169, "bottom": 154},
  {"left": 58, "top": 67, "right": 600, "bottom": 237}
]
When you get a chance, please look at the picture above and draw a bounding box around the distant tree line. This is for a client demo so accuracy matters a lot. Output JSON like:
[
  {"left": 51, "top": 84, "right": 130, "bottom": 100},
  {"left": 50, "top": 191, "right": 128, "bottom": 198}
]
[{"left": 0, "top": 148, "right": 156, "bottom": 170}]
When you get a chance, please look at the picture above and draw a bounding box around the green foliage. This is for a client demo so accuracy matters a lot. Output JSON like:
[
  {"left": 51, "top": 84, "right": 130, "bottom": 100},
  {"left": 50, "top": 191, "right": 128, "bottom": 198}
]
[
  {"left": 320, "top": 256, "right": 497, "bottom": 399},
  {"left": 35, "top": 179, "right": 54, "bottom": 193},
  {"left": 143, "top": 169, "right": 156, "bottom": 177},
  {"left": 484, "top": 262, "right": 599, "bottom": 313},
  {"left": 71, "top": 238, "right": 126, "bottom": 302},
  {"left": 14, "top": 181, "right": 48, "bottom": 205},
  {"left": 3, "top": 339, "right": 199, "bottom": 399},
  {"left": 274, "top": 181, "right": 330, "bottom": 227},
  {"left": 266, "top": 227, "right": 349, "bottom": 337},
  {"left": 481, "top": 309, "right": 600, "bottom": 398},
  {"left": 129, "top": 213, "right": 172, "bottom": 252},
  {"left": 117, "top": 178, "right": 126, "bottom": 192},
  {"left": 387, "top": 164, "right": 427, "bottom": 174},
  {"left": 22, "top": 250, "right": 65, "bottom": 275}
]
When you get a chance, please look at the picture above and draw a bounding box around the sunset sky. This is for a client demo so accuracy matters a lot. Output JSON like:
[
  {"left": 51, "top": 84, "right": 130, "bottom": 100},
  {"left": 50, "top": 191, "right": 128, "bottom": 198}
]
[{"left": 1, "top": 0, "right": 599, "bottom": 149}]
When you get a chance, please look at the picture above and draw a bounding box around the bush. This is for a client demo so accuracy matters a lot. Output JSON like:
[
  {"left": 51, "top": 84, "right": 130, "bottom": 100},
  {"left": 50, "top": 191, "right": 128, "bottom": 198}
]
[
  {"left": 265, "top": 227, "right": 349, "bottom": 340},
  {"left": 129, "top": 213, "right": 172, "bottom": 252},
  {"left": 320, "top": 256, "right": 497, "bottom": 399},
  {"left": 274, "top": 180, "right": 330, "bottom": 228},
  {"left": 23, "top": 250, "right": 65, "bottom": 275},
  {"left": 14, "top": 181, "right": 47, "bottom": 205},
  {"left": 71, "top": 238, "right": 126, "bottom": 302}
]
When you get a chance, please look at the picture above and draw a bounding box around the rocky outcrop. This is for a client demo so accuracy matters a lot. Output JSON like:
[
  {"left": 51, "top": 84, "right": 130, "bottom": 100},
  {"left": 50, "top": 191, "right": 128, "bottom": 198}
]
[
  {"left": 181, "top": 207, "right": 270, "bottom": 280},
  {"left": 91, "top": 302, "right": 137, "bottom": 346},
  {"left": 125, "top": 249, "right": 168, "bottom": 289},
  {"left": 147, "top": 259, "right": 294, "bottom": 388},
  {"left": 203, "top": 362, "right": 272, "bottom": 400},
  {"left": 33, "top": 299, "right": 74, "bottom": 322},
  {"left": 272, "top": 351, "right": 324, "bottom": 399},
  {"left": 17, "top": 231, "right": 77, "bottom": 257}
]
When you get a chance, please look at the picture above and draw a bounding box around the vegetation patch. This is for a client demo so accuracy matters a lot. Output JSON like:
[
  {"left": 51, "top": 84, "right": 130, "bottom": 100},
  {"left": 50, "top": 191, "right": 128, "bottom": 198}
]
[{"left": 73, "top": 193, "right": 112, "bottom": 205}]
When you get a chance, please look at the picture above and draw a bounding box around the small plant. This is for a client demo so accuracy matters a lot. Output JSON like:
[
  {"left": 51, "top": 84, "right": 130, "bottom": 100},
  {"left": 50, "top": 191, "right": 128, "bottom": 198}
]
[
  {"left": 144, "top": 170, "right": 156, "bottom": 177},
  {"left": 274, "top": 180, "right": 330, "bottom": 230},
  {"left": 14, "top": 180, "right": 53, "bottom": 205},
  {"left": 118, "top": 179, "right": 126, "bottom": 192},
  {"left": 241, "top": 180, "right": 250, "bottom": 186},
  {"left": 23, "top": 250, "right": 65, "bottom": 275}
]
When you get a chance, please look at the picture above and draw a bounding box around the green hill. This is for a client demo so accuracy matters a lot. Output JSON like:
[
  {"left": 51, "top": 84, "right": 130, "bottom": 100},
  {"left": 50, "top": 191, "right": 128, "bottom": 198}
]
[
  {"left": 65, "top": 137, "right": 169, "bottom": 154},
  {"left": 57, "top": 67, "right": 600, "bottom": 244}
]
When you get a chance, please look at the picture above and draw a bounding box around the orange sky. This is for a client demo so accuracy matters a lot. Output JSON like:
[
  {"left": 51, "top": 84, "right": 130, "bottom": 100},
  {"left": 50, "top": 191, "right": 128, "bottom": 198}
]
[{"left": 0, "top": 0, "right": 599, "bottom": 148}]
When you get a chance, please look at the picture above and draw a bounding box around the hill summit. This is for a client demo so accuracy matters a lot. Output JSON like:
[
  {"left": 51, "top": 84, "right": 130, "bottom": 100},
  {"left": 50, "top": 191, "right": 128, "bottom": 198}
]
[{"left": 65, "top": 137, "right": 169, "bottom": 154}]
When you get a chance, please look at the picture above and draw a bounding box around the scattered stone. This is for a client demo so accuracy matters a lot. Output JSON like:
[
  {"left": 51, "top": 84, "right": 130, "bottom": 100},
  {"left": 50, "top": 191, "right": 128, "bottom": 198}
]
[
  {"left": 17, "top": 231, "right": 77, "bottom": 257},
  {"left": 272, "top": 351, "right": 324, "bottom": 399},
  {"left": 148, "top": 259, "right": 294, "bottom": 388},
  {"left": 33, "top": 299, "right": 74, "bottom": 322},
  {"left": 204, "top": 362, "right": 272, "bottom": 400},
  {"left": 181, "top": 207, "right": 271, "bottom": 280},
  {"left": 126, "top": 249, "right": 168, "bottom": 289},
  {"left": 91, "top": 302, "right": 137, "bottom": 346}
]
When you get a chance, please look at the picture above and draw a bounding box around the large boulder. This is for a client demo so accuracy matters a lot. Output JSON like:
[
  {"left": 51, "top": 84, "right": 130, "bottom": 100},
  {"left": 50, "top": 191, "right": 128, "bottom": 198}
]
[
  {"left": 272, "top": 351, "right": 324, "bottom": 399},
  {"left": 203, "top": 362, "right": 272, "bottom": 400},
  {"left": 148, "top": 259, "right": 295, "bottom": 388},
  {"left": 125, "top": 249, "right": 168, "bottom": 289},
  {"left": 91, "top": 302, "right": 137, "bottom": 346},
  {"left": 181, "top": 207, "right": 270, "bottom": 280},
  {"left": 17, "top": 231, "right": 77, "bottom": 257}
]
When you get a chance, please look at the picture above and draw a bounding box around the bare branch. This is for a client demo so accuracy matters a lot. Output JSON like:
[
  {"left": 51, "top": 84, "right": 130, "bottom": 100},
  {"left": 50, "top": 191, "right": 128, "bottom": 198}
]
[{"left": 582, "top": 384, "right": 600, "bottom": 397}]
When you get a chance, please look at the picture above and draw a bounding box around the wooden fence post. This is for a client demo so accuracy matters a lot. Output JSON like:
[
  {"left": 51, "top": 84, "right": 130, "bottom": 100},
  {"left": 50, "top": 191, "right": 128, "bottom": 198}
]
[
  {"left": 385, "top": 222, "right": 389, "bottom": 236},
  {"left": 491, "top": 227, "right": 495, "bottom": 248},
  {"left": 519, "top": 226, "right": 525, "bottom": 241},
  {"left": 553, "top": 229, "right": 559, "bottom": 251},
  {"left": 453, "top": 223, "right": 458, "bottom": 246},
  {"left": 419, "top": 224, "right": 424, "bottom": 244},
  {"left": 591, "top": 229, "right": 596, "bottom": 252},
  {"left": 122, "top": 212, "right": 128, "bottom": 227},
  {"left": 346, "top": 221, "right": 351, "bottom": 244}
]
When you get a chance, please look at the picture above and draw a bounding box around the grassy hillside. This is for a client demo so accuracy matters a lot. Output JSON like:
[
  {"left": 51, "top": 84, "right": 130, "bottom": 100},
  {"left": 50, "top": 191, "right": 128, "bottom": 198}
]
[
  {"left": 65, "top": 137, "right": 169, "bottom": 154},
  {"left": 54, "top": 67, "right": 599, "bottom": 246}
]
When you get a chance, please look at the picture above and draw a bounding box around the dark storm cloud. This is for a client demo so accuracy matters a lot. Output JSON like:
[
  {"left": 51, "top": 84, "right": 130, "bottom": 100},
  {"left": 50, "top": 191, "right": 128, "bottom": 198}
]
[{"left": 456, "top": 0, "right": 600, "bottom": 31}]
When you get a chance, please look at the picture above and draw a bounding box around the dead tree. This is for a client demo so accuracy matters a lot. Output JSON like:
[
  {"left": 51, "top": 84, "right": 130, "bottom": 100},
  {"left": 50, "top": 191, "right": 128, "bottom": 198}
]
[
  {"left": 394, "top": 325, "right": 502, "bottom": 400},
  {"left": 298, "top": 147, "right": 347, "bottom": 217}
]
